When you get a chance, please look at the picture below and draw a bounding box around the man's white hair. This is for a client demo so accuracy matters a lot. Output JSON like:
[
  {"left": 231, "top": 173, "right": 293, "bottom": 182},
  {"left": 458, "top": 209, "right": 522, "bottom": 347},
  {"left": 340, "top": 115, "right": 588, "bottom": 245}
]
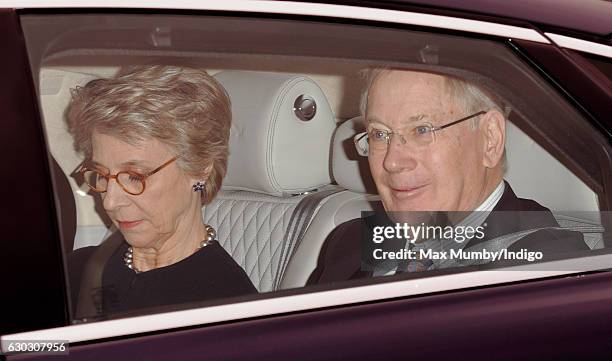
[
  {"left": 359, "top": 68, "right": 510, "bottom": 127},
  {"left": 359, "top": 68, "right": 509, "bottom": 169}
]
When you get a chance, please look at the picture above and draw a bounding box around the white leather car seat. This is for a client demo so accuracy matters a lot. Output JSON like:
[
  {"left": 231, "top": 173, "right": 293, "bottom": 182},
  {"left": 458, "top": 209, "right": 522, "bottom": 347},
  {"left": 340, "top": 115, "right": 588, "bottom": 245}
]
[
  {"left": 203, "top": 71, "right": 338, "bottom": 292},
  {"left": 280, "top": 116, "right": 603, "bottom": 289}
]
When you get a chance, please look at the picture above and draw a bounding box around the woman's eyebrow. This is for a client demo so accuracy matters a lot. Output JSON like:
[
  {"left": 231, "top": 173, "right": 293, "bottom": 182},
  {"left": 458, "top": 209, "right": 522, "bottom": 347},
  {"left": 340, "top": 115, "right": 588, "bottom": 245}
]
[
  {"left": 120, "top": 159, "right": 151, "bottom": 167},
  {"left": 89, "top": 159, "right": 151, "bottom": 169}
]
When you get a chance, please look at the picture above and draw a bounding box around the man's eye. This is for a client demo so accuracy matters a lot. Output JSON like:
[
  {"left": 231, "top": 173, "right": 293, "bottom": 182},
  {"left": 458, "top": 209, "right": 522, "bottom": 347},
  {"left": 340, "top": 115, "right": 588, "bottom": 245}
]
[
  {"left": 414, "top": 125, "right": 431, "bottom": 135},
  {"left": 370, "top": 129, "right": 389, "bottom": 141}
]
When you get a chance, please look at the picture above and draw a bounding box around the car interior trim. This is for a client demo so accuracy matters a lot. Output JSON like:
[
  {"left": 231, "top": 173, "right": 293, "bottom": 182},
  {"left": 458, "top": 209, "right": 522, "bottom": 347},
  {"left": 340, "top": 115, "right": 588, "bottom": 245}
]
[
  {"left": 2, "top": 253, "right": 612, "bottom": 348},
  {"left": 546, "top": 33, "right": 612, "bottom": 59},
  {"left": 9, "top": 0, "right": 551, "bottom": 43}
]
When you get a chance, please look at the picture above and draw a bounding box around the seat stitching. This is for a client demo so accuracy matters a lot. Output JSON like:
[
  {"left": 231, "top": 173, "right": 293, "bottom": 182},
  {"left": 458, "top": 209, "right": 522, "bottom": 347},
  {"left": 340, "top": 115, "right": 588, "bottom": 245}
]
[
  {"left": 245, "top": 204, "right": 293, "bottom": 288},
  {"left": 253, "top": 204, "right": 296, "bottom": 289}
]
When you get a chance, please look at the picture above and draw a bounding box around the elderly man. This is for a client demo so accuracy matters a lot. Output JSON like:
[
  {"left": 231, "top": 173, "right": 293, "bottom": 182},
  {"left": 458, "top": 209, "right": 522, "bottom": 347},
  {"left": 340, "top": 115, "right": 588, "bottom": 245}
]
[{"left": 308, "top": 69, "right": 587, "bottom": 284}]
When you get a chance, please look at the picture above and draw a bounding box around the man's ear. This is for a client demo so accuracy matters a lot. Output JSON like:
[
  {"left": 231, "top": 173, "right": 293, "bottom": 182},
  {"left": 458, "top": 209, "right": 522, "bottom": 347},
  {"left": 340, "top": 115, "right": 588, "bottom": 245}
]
[{"left": 481, "top": 109, "right": 506, "bottom": 168}]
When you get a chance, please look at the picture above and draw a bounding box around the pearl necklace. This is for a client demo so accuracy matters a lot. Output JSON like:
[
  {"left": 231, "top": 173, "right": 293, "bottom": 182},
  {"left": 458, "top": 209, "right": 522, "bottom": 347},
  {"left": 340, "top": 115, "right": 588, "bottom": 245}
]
[{"left": 124, "top": 225, "right": 217, "bottom": 273}]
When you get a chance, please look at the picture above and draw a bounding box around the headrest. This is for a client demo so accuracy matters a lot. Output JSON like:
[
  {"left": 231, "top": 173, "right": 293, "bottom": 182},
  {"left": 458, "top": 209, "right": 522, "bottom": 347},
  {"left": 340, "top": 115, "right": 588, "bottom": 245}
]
[
  {"left": 214, "top": 71, "right": 335, "bottom": 196},
  {"left": 331, "top": 116, "right": 377, "bottom": 194}
]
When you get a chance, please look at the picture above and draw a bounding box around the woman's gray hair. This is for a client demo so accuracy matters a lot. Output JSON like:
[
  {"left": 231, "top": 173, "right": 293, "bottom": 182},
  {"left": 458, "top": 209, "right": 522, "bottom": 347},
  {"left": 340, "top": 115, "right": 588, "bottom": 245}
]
[{"left": 66, "top": 65, "right": 231, "bottom": 204}]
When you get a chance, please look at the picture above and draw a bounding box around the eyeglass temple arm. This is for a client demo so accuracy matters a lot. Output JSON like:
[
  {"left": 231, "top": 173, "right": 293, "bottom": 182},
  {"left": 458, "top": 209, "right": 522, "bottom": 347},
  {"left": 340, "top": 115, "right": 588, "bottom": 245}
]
[
  {"left": 434, "top": 111, "right": 486, "bottom": 131},
  {"left": 146, "top": 156, "right": 179, "bottom": 177}
]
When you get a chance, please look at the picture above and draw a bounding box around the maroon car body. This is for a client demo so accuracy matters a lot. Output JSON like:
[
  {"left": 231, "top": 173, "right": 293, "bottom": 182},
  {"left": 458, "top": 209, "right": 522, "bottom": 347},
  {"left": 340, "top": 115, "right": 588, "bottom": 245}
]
[{"left": 1, "top": 1, "right": 611, "bottom": 360}]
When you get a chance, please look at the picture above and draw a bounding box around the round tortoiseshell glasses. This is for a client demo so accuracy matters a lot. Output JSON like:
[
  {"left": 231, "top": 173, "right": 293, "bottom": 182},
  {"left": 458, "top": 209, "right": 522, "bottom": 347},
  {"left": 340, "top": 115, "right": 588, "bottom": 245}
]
[{"left": 79, "top": 156, "right": 179, "bottom": 196}]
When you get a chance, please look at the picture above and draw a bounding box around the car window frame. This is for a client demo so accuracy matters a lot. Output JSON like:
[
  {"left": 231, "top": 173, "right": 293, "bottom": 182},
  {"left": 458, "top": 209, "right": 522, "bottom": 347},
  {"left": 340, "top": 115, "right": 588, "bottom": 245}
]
[{"left": 3, "top": 2, "right": 612, "bottom": 346}]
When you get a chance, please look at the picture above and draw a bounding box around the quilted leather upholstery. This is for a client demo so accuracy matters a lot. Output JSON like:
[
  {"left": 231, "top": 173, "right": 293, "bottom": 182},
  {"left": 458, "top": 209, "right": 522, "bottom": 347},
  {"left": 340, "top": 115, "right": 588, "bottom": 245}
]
[
  {"left": 199, "top": 71, "right": 337, "bottom": 292},
  {"left": 202, "top": 190, "right": 307, "bottom": 292}
]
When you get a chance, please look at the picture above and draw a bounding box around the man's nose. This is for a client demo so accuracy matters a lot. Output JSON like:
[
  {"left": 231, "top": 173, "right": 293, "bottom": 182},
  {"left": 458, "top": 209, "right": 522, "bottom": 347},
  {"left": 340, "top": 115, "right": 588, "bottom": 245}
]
[
  {"left": 382, "top": 133, "right": 418, "bottom": 173},
  {"left": 102, "top": 178, "right": 129, "bottom": 211}
]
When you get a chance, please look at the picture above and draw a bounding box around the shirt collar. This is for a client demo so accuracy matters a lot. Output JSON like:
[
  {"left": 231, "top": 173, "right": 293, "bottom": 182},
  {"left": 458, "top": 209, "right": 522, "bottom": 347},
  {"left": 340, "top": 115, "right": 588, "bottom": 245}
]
[
  {"left": 381, "top": 180, "right": 505, "bottom": 276},
  {"left": 475, "top": 180, "right": 505, "bottom": 212},
  {"left": 456, "top": 180, "right": 505, "bottom": 229}
]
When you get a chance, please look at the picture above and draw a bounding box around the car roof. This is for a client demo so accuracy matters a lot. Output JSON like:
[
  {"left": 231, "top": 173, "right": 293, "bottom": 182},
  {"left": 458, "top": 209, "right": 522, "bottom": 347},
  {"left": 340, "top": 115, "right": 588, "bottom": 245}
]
[
  {"left": 364, "top": 0, "right": 612, "bottom": 38},
  {"left": 9, "top": 0, "right": 612, "bottom": 43}
]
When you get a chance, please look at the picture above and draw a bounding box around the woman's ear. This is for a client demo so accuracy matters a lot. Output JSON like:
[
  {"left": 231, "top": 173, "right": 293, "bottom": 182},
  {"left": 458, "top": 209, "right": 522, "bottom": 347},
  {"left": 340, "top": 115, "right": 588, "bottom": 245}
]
[{"left": 481, "top": 109, "right": 506, "bottom": 168}]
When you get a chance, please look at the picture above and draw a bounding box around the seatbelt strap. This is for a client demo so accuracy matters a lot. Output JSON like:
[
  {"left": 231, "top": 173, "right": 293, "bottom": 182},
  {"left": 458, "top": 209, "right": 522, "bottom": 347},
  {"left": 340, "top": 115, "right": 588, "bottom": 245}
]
[
  {"left": 467, "top": 227, "right": 566, "bottom": 252},
  {"left": 272, "top": 188, "right": 344, "bottom": 290},
  {"left": 464, "top": 216, "right": 604, "bottom": 256},
  {"left": 456, "top": 226, "right": 570, "bottom": 267},
  {"left": 74, "top": 231, "right": 123, "bottom": 322},
  {"left": 391, "top": 218, "right": 602, "bottom": 272}
]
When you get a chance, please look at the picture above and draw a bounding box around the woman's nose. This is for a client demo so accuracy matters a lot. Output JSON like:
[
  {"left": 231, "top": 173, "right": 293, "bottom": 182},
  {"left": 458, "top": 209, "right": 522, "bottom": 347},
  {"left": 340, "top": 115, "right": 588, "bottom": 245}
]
[{"left": 102, "top": 178, "right": 129, "bottom": 211}]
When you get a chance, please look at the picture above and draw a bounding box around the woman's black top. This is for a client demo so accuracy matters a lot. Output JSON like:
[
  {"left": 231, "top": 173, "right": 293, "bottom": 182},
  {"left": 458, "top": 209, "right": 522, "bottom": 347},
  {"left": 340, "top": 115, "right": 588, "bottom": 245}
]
[{"left": 68, "top": 239, "right": 257, "bottom": 316}]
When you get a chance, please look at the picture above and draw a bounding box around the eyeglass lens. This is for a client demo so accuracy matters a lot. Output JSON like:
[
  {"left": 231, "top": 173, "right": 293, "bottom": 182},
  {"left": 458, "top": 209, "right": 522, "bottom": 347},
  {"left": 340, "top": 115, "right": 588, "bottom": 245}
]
[
  {"left": 367, "top": 124, "right": 434, "bottom": 153},
  {"left": 83, "top": 170, "right": 145, "bottom": 195}
]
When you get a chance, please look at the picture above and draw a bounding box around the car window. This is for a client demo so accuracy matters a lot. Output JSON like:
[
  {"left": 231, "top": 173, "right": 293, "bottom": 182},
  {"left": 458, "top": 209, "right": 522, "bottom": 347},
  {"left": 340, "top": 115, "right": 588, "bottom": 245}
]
[{"left": 17, "top": 10, "right": 611, "bottom": 340}]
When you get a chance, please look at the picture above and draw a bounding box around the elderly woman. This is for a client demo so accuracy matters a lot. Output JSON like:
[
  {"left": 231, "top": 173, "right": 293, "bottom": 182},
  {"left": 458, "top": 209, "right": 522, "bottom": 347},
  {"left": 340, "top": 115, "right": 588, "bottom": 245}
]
[{"left": 67, "top": 65, "right": 256, "bottom": 318}]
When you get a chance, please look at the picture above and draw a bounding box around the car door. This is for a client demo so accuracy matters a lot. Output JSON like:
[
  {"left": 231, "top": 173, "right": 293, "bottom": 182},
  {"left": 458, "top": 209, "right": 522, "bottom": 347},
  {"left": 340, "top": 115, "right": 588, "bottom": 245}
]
[{"left": 2, "top": 2, "right": 612, "bottom": 360}]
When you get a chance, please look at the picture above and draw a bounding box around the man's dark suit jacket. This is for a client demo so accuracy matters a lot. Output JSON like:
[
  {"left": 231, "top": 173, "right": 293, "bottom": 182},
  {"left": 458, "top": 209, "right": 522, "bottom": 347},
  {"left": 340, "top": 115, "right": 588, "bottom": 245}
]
[{"left": 307, "top": 182, "right": 589, "bottom": 284}]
